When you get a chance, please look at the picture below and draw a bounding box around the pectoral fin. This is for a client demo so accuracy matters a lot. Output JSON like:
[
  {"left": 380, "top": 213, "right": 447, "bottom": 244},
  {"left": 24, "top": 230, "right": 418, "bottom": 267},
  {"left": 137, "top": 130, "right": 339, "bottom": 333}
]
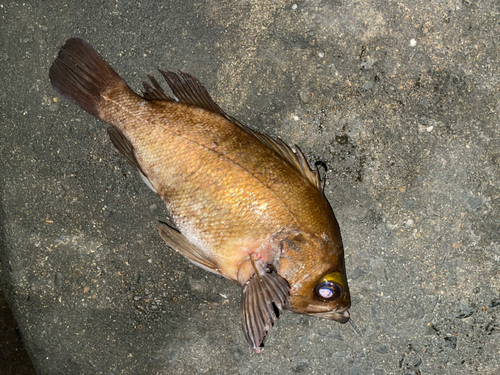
[
  {"left": 157, "top": 223, "right": 222, "bottom": 277},
  {"left": 240, "top": 269, "right": 290, "bottom": 353}
]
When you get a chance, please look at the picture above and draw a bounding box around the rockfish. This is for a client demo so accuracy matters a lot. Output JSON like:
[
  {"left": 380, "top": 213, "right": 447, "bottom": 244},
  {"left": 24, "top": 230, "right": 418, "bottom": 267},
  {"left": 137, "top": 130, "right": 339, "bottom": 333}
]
[{"left": 49, "top": 38, "right": 351, "bottom": 352}]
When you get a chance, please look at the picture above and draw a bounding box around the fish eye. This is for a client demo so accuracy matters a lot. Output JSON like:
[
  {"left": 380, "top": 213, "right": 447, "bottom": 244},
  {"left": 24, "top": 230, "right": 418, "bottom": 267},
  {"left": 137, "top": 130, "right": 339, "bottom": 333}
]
[
  {"left": 314, "top": 272, "right": 345, "bottom": 301},
  {"left": 314, "top": 281, "right": 342, "bottom": 300}
]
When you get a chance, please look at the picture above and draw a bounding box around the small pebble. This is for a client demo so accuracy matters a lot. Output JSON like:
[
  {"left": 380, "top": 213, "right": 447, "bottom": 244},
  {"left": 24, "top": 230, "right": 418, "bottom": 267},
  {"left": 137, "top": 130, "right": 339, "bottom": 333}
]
[
  {"left": 456, "top": 300, "right": 474, "bottom": 319},
  {"left": 55, "top": 272, "right": 63, "bottom": 287},
  {"left": 363, "top": 81, "right": 374, "bottom": 90},
  {"left": 375, "top": 344, "right": 390, "bottom": 354},
  {"left": 466, "top": 196, "right": 482, "bottom": 210},
  {"left": 443, "top": 336, "right": 457, "bottom": 349}
]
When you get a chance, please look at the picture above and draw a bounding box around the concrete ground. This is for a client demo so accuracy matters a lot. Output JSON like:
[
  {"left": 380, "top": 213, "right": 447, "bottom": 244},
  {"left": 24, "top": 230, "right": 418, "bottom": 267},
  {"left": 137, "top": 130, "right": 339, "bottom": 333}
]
[
  {"left": 0, "top": 286, "right": 35, "bottom": 375},
  {"left": 1, "top": 0, "right": 499, "bottom": 374}
]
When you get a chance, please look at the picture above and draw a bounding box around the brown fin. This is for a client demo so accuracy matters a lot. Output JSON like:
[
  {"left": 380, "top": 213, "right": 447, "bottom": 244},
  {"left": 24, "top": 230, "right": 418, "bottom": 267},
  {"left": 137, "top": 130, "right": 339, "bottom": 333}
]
[
  {"left": 108, "top": 126, "right": 159, "bottom": 193},
  {"left": 240, "top": 270, "right": 290, "bottom": 353},
  {"left": 142, "top": 75, "right": 176, "bottom": 101},
  {"left": 142, "top": 70, "right": 241, "bottom": 124},
  {"left": 107, "top": 127, "right": 144, "bottom": 172},
  {"left": 144, "top": 69, "right": 324, "bottom": 191},
  {"left": 49, "top": 38, "right": 125, "bottom": 118},
  {"left": 158, "top": 70, "right": 230, "bottom": 117},
  {"left": 157, "top": 223, "right": 222, "bottom": 277},
  {"left": 246, "top": 131, "right": 324, "bottom": 190}
]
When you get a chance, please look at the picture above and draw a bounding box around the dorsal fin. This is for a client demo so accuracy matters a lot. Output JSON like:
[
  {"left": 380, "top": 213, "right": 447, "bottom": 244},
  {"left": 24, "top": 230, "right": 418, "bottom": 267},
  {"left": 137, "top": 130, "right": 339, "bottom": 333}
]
[
  {"left": 216, "top": 112, "right": 325, "bottom": 191},
  {"left": 246, "top": 131, "right": 324, "bottom": 191},
  {"left": 142, "top": 75, "right": 175, "bottom": 101},
  {"left": 142, "top": 70, "right": 231, "bottom": 120},
  {"left": 142, "top": 70, "right": 325, "bottom": 191}
]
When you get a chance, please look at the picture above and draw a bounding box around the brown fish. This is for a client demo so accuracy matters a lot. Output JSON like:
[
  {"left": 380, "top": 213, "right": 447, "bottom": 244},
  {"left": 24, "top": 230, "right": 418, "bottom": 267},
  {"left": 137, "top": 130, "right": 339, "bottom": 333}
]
[{"left": 49, "top": 38, "right": 351, "bottom": 352}]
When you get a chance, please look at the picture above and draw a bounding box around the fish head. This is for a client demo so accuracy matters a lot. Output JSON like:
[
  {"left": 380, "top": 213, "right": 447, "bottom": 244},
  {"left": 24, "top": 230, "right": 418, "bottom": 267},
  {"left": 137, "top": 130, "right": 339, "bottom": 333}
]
[{"left": 278, "top": 232, "right": 351, "bottom": 323}]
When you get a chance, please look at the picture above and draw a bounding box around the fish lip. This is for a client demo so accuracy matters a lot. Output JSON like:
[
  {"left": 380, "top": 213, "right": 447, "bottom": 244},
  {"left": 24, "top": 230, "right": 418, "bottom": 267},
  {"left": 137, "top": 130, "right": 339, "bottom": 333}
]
[{"left": 306, "top": 308, "right": 350, "bottom": 323}]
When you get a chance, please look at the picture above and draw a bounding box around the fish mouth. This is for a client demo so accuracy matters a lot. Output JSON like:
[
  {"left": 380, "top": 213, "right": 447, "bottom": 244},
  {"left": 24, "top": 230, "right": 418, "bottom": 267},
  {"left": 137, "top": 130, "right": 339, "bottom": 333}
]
[{"left": 306, "top": 305, "right": 350, "bottom": 323}]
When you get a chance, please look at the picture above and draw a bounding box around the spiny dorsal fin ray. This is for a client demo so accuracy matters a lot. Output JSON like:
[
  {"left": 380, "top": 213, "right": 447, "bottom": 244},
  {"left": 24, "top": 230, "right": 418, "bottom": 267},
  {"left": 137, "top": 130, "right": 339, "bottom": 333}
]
[
  {"left": 142, "top": 75, "right": 174, "bottom": 101},
  {"left": 157, "top": 222, "right": 224, "bottom": 277},
  {"left": 143, "top": 70, "right": 324, "bottom": 191}
]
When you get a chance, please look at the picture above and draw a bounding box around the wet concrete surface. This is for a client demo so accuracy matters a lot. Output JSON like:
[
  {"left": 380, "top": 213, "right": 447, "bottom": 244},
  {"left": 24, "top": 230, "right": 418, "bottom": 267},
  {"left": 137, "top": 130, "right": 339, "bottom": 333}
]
[{"left": 1, "top": 0, "right": 499, "bottom": 374}]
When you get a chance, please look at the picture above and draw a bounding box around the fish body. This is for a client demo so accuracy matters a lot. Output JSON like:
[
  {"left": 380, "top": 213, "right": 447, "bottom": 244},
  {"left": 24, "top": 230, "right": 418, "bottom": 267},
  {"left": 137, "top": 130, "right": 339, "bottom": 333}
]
[{"left": 49, "top": 38, "right": 351, "bottom": 352}]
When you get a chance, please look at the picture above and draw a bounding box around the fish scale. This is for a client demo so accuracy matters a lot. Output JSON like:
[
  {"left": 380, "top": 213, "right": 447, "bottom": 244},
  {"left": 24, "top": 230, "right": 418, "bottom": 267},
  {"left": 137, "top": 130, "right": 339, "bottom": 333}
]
[
  {"left": 103, "top": 98, "right": 300, "bottom": 251},
  {"left": 49, "top": 38, "right": 352, "bottom": 352}
]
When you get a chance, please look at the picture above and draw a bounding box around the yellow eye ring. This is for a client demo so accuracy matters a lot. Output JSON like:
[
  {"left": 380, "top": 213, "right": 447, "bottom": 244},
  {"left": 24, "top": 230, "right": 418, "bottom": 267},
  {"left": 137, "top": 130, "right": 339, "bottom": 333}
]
[{"left": 314, "top": 272, "right": 345, "bottom": 301}]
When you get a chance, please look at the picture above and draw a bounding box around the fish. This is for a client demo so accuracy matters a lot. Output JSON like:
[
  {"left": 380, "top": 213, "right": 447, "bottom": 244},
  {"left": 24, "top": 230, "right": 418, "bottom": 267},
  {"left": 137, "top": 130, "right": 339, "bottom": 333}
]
[{"left": 49, "top": 38, "right": 352, "bottom": 352}]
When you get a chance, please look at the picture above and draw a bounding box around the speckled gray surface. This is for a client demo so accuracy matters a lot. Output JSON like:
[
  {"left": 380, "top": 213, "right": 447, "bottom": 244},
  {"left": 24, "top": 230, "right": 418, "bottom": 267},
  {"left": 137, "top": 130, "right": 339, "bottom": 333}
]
[{"left": 1, "top": 1, "right": 499, "bottom": 374}]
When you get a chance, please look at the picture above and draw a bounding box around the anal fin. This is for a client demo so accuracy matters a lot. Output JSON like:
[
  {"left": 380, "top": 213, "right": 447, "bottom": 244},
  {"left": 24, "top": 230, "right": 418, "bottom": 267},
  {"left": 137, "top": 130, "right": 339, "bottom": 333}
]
[
  {"left": 107, "top": 127, "right": 143, "bottom": 172},
  {"left": 107, "top": 127, "right": 158, "bottom": 193},
  {"left": 157, "top": 223, "right": 222, "bottom": 277},
  {"left": 241, "top": 268, "right": 290, "bottom": 353}
]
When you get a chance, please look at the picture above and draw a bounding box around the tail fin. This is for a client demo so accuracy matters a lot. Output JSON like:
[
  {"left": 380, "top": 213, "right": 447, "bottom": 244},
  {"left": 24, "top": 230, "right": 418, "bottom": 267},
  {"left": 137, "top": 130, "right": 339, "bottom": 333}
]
[{"left": 49, "top": 38, "right": 125, "bottom": 118}]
